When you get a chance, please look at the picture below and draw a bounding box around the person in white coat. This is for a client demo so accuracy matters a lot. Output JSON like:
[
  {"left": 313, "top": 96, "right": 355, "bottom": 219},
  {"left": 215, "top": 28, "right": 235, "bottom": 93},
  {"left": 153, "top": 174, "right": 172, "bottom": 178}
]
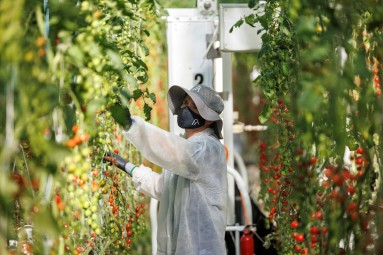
[{"left": 105, "top": 84, "right": 228, "bottom": 255}]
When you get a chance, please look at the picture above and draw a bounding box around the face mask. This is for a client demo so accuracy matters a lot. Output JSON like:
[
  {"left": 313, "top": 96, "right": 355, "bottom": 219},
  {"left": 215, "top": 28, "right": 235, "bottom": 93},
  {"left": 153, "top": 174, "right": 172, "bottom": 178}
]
[{"left": 177, "top": 107, "right": 206, "bottom": 129}]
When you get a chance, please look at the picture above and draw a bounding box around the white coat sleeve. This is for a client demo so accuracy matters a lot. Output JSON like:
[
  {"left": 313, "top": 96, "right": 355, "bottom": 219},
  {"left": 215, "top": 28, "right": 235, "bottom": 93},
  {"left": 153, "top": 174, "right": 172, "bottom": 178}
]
[
  {"left": 131, "top": 164, "right": 163, "bottom": 200},
  {"left": 122, "top": 116, "right": 202, "bottom": 180}
]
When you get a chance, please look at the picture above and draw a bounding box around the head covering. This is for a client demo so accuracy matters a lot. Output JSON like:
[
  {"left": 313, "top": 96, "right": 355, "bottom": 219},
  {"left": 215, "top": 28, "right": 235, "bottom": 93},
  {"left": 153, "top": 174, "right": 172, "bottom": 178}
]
[{"left": 168, "top": 85, "right": 224, "bottom": 139}]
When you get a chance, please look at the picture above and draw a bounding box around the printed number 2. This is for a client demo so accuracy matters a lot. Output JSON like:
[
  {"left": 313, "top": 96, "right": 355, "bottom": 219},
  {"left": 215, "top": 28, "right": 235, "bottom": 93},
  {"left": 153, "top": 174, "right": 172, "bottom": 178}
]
[{"left": 194, "top": 73, "right": 204, "bottom": 85}]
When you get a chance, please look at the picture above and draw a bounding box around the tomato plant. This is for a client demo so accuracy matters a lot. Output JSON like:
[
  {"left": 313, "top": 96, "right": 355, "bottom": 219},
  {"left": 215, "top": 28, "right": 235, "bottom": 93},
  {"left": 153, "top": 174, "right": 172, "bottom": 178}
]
[
  {"left": 0, "top": 0, "right": 163, "bottom": 254},
  {"left": 242, "top": 0, "right": 383, "bottom": 254}
]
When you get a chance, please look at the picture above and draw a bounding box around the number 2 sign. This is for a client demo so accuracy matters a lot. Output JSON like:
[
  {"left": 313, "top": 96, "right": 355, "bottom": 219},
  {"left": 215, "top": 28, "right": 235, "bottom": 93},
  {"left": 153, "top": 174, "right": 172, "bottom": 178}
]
[{"left": 194, "top": 73, "right": 204, "bottom": 85}]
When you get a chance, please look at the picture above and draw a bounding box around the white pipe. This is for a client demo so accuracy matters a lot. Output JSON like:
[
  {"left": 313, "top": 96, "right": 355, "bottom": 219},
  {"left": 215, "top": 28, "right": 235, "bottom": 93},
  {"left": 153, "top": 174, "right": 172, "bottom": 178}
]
[
  {"left": 225, "top": 225, "right": 245, "bottom": 232},
  {"left": 233, "top": 151, "right": 249, "bottom": 192},
  {"left": 221, "top": 52, "right": 236, "bottom": 226},
  {"left": 235, "top": 225, "right": 240, "bottom": 255},
  {"left": 150, "top": 198, "right": 159, "bottom": 255},
  {"left": 227, "top": 166, "right": 253, "bottom": 224}
]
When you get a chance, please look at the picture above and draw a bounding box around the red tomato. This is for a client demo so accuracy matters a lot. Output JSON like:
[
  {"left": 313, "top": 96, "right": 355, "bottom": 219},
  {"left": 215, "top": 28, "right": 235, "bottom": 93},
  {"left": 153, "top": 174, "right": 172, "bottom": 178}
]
[
  {"left": 295, "top": 234, "right": 304, "bottom": 242},
  {"left": 310, "top": 156, "right": 317, "bottom": 165},
  {"left": 290, "top": 221, "right": 299, "bottom": 229},
  {"left": 310, "top": 226, "right": 319, "bottom": 235},
  {"left": 315, "top": 211, "right": 323, "bottom": 220},
  {"left": 347, "top": 185, "right": 356, "bottom": 195}
]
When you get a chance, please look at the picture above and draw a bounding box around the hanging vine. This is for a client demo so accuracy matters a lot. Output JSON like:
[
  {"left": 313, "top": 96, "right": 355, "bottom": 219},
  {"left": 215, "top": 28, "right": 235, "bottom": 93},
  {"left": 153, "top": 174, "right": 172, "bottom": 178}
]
[
  {"left": 0, "top": 0, "right": 161, "bottom": 254},
  {"left": 241, "top": 0, "right": 383, "bottom": 254}
]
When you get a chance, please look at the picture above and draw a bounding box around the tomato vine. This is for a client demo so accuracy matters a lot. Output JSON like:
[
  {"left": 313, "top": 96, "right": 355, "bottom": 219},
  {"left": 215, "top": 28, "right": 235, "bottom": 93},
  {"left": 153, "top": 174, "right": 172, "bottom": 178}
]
[
  {"left": 1, "top": 0, "right": 160, "bottom": 254},
  {"left": 243, "top": 0, "right": 383, "bottom": 254}
]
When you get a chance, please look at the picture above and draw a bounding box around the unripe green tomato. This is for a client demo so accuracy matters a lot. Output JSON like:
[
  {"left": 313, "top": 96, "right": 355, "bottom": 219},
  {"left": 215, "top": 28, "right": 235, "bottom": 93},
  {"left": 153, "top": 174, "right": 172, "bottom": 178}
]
[
  {"left": 81, "top": 148, "right": 91, "bottom": 157},
  {"left": 83, "top": 203, "right": 91, "bottom": 211},
  {"left": 81, "top": 1, "right": 90, "bottom": 11},
  {"left": 88, "top": 87, "right": 95, "bottom": 95},
  {"left": 82, "top": 162, "right": 90, "bottom": 170},
  {"left": 93, "top": 57, "right": 101, "bottom": 66},
  {"left": 74, "top": 168, "right": 83, "bottom": 177},
  {"left": 81, "top": 173, "right": 89, "bottom": 181},
  {"left": 91, "top": 205, "right": 98, "bottom": 212},
  {"left": 74, "top": 154, "right": 82, "bottom": 162},
  {"left": 77, "top": 188, "right": 84, "bottom": 196},
  {"left": 67, "top": 183, "right": 75, "bottom": 192},
  {"left": 85, "top": 209, "right": 92, "bottom": 217},
  {"left": 87, "top": 218, "right": 93, "bottom": 226},
  {"left": 68, "top": 163, "right": 76, "bottom": 173},
  {"left": 91, "top": 197, "right": 99, "bottom": 204}
]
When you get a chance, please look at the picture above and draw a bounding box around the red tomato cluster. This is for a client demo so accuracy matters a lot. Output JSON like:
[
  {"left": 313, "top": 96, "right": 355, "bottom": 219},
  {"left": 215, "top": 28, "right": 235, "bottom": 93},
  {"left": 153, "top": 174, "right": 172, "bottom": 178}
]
[{"left": 66, "top": 125, "right": 90, "bottom": 148}]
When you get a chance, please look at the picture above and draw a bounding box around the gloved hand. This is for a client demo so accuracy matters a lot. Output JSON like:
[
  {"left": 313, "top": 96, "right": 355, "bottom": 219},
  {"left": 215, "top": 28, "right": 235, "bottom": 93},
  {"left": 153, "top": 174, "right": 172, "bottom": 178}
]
[
  {"left": 103, "top": 152, "right": 137, "bottom": 176},
  {"left": 109, "top": 103, "right": 133, "bottom": 130},
  {"left": 124, "top": 107, "right": 133, "bottom": 130}
]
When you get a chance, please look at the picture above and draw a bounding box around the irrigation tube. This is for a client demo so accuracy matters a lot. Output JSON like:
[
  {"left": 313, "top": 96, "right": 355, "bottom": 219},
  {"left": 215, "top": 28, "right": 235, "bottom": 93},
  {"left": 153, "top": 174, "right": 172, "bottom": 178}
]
[
  {"left": 227, "top": 166, "right": 252, "bottom": 224},
  {"left": 233, "top": 150, "right": 249, "bottom": 192}
]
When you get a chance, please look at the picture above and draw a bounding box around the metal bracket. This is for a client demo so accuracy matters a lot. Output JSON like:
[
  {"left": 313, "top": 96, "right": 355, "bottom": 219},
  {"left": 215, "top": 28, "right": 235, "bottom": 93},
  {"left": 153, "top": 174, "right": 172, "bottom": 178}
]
[{"left": 197, "top": 0, "right": 218, "bottom": 16}]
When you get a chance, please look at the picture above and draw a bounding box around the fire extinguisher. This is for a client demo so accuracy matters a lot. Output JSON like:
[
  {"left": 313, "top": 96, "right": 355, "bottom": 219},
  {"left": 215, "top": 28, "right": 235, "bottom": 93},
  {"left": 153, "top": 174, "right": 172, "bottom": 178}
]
[{"left": 240, "top": 225, "right": 254, "bottom": 255}]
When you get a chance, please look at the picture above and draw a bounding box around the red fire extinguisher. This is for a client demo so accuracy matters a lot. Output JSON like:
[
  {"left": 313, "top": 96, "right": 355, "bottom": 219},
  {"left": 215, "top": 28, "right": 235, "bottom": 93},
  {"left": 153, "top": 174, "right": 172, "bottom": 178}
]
[{"left": 240, "top": 226, "right": 254, "bottom": 255}]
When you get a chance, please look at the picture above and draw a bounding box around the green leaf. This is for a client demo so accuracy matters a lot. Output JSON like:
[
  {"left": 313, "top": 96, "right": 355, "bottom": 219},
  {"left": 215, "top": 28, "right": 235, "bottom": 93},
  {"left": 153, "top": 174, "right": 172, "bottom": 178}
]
[
  {"left": 67, "top": 45, "right": 84, "bottom": 67},
  {"left": 107, "top": 49, "right": 123, "bottom": 70},
  {"left": 282, "top": 62, "right": 289, "bottom": 75},
  {"left": 147, "top": 92, "right": 156, "bottom": 104},
  {"left": 143, "top": 103, "right": 152, "bottom": 121},
  {"left": 257, "top": 15, "right": 269, "bottom": 30},
  {"left": 123, "top": 73, "right": 138, "bottom": 87},
  {"left": 297, "top": 89, "right": 322, "bottom": 112},
  {"left": 244, "top": 14, "right": 256, "bottom": 27},
  {"left": 133, "top": 58, "right": 148, "bottom": 70},
  {"left": 62, "top": 105, "right": 76, "bottom": 135},
  {"left": 109, "top": 104, "right": 129, "bottom": 127},
  {"left": 230, "top": 19, "right": 244, "bottom": 33},
  {"left": 248, "top": 0, "right": 257, "bottom": 9},
  {"left": 33, "top": 206, "right": 60, "bottom": 238},
  {"left": 118, "top": 87, "right": 132, "bottom": 105},
  {"left": 346, "top": 135, "right": 359, "bottom": 151},
  {"left": 143, "top": 29, "right": 150, "bottom": 37},
  {"left": 258, "top": 103, "right": 272, "bottom": 124},
  {"left": 141, "top": 44, "right": 149, "bottom": 56},
  {"left": 35, "top": 5, "right": 46, "bottom": 37},
  {"left": 296, "top": 16, "right": 316, "bottom": 34},
  {"left": 280, "top": 25, "right": 291, "bottom": 36},
  {"left": 137, "top": 74, "right": 148, "bottom": 83},
  {"left": 132, "top": 88, "right": 143, "bottom": 100}
]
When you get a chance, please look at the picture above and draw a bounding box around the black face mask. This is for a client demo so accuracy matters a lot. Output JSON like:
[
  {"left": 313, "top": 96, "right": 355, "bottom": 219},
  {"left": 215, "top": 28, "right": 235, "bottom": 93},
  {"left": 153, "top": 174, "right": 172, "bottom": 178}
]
[{"left": 177, "top": 107, "right": 206, "bottom": 129}]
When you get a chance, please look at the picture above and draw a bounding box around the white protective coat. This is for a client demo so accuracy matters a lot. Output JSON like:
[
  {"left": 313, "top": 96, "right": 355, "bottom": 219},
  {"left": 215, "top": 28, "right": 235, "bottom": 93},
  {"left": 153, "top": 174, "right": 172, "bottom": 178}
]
[{"left": 123, "top": 116, "right": 228, "bottom": 255}]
